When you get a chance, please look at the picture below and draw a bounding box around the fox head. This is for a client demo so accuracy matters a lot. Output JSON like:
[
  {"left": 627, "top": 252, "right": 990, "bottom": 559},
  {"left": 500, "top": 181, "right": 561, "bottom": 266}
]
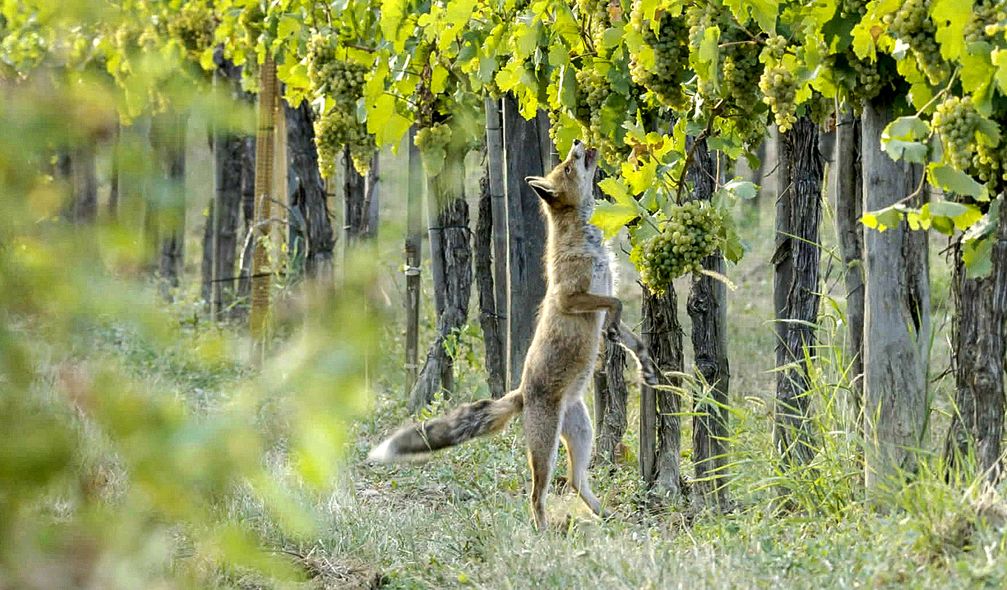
[{"left": 524, "top": 140, "right": 598, "bottom": 213}]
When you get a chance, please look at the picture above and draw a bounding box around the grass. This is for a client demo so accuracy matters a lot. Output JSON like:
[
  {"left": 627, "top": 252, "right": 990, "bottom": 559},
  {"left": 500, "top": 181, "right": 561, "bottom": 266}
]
[{"left": 47, "top": 170, "right": 1006, "bottom": 589}]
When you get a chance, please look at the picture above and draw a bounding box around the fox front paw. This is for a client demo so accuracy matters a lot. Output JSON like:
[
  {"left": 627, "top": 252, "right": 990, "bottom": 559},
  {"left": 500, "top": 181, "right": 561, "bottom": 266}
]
[{"left": 605, "top": 324, "right": 620, "bottom": 342}]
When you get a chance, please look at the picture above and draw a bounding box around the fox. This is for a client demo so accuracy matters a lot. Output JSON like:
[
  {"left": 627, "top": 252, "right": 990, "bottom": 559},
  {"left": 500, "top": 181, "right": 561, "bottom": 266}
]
[{"left": 368, "top": 140, "right": 656, "bottom": 529}]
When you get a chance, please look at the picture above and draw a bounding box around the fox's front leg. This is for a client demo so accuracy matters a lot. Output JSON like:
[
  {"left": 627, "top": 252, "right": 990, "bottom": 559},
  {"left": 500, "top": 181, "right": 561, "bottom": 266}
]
[
  {"left": 615, "top": 322, "right": 659, "bottom": 386},
  {"left": 556, "top": 292, "right": 623, "bottom": 339}
]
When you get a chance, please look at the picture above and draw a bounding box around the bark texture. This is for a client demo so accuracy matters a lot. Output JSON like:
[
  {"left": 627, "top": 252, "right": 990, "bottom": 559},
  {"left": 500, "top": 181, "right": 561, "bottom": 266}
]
[
  {"left": 475, "top": 173, "right": 507, "bottom": 399},
  {"left": 149, "top": 112, "right": 187, "bottom": 301},
  {"left": 834, "top": 110, "right": 865, "bottom": 420},
  {"left": 944, "top": 199, "right": 1007, "bottom": 482},
  {"left": 641, "top": 286, "right": 685, "bottom": 497},
  {"left": 861, "top": 98, "right": 931, "bottom": 493},
  {"left": 594, "top": 340, "right": 629, "bottom": 465},
  {"left": 285, "top": 101, "right": 335, "bottom": 280},
  {"left": 773, "top": 116, "right": 823, "bottom": 467},
  {"left": 409, "top": 149, "right": 473, "bottom": 411},
  {"left": 201, "top": 58, "right": 249, "bottom": 318},
  {"left": 687, "top": 137, "right": 731, "bottom": 509},
  {"left": 502, "top": 96, "right": 549, "bottom": 385},
  {"left": 485, "top": 97, "right": 511, "bottom": 394}
]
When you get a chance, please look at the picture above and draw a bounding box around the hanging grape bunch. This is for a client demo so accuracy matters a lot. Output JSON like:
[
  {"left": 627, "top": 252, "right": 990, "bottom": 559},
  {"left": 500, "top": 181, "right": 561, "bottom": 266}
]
[
  {"left": 964, "top": 1, "right": 1006, "bottom": 44},
  {"left": 577, "top": 0, "right": 617, "bottom": 56},
  {"left": 759, "top": 65, "right": 798, "bottom": 132},
  {"left": 757, "top": 36, "right": 799, "bottom": 132},
  {"left": 413, "top": 123, "right": 452, "bottom": 177},
  {"left": 718, "top": 33, "right": 767, "bottom": 145},
  {"left": 932, "top": 96, "right": 979, "bottom": 172},
  {"left": 165, "top": 3, "right": 216, "bottom": 58},
  {"left": 628, "top": 2, "right": 689, "bottom": 109},
  {"left": 307, "top": 34, "right": 375, "bottom": 175},
  {"left": 635, "top": 200, "right": 725, "bottom": 294},
  {"left": 570, "top": 66, "right": 627, "bottom": 163},
  {"left": 884, "top": 0, "right": 949, "bottom": 85}
]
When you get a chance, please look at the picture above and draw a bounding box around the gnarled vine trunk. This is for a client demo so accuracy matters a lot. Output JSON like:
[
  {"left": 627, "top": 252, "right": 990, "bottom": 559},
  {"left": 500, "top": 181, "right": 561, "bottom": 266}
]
[
  {"left": 409, "top": 148, "right": 472, "bottom": 411},
  {"left": 944, "top": 199, "right": 1007, "bottom": 482},
  {"left": 285, "top": 101, "right": 335, "bottom": 281},
  {"left": 149, "top": 111, "right": 188, "bottom": 301},
  {"left": 833, "top": 110, "right": 865, "bottom": 424},
  {"left": 640, "top": 286, "right": 685, "bottom": 497},
  {"left": 474, "top": 173, "right": 506, "bottom": 399},
  {"left": 687, "top": 137, "right": 730, "bottom": 509},
  {"left": 773, "top": 116, "right": 823, "bottom": 467}
]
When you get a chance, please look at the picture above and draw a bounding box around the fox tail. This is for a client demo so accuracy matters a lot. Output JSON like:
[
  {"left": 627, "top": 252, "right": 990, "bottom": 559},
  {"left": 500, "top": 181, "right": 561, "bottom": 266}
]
[{"left": 367, "top": 389, "right": 524, "bottom": 462}]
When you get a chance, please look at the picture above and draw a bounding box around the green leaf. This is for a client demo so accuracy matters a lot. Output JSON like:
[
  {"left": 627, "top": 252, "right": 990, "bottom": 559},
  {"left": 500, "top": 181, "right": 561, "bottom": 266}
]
[
  {"left": 931, "top": 0, "right": 973, "bottom": 61},
  {"left": 723, "top": 179, "right": 758, "bottom": 200},
  {"left": 881, "top": 116, "right": 930, "bottom": 163},
  {"left": 861, "top": 205, "right": 905, "bottom": 232},
  {"left": 559, "top": 66, "right": 577, "bottom": 109},
  {"left": 928, "top": 164, "right": 989, "bottom": 201},
  {"left": 963, "top": 235, "right": 993, "bottom": 278},
  {"left": 591, "top": 200, "right": 639, "bottom": 239}
]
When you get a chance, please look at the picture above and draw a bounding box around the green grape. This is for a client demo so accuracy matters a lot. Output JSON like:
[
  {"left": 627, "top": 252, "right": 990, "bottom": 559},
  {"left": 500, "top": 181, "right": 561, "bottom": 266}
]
[
  {"left": 932, "top": 96, "right": 979, "bottom": 171},
  {"left": 720, "top": 38, "right": 766, "bottom": 145},
  {"left": 635, "top": 200, "right": 725, "bottom": 294},
  {"left": 166, "top": 3, "right": 215, "bottom": 56},
  {"left": 306, "top": 34, "right": 375, "bottom": 175},
  {"left": 759, "top": 65, "right": 798, "bottom": 132},
  {"left": 577, "top": 0, "right": 616, "bottom": 56},
  {"left": 885, "top": 0, "right": 949, "bottom": 85},
  {"left": 314, "top": 108, "right": 375, "bottom": 177},
  {"left": 973, "top": 141, "right": 1007, "bottom": 195},
  {"left": 964, "top": 1, "right": 1003, "bottom": 44},
  {"left": 628, "top": 3, "right": 689, "bottom": 108}
]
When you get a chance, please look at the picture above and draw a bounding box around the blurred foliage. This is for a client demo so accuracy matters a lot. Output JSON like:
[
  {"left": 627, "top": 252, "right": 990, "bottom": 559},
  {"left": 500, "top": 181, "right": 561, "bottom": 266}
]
[{"left": 0, "top": 1, "right": 380, "bottom": 587}]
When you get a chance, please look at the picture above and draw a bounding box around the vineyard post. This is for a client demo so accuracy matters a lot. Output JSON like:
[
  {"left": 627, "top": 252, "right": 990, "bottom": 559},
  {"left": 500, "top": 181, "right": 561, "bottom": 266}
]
[
  {"left": 502, "top": 96, "right": 548, "bottom": 385},
  {"left": 404, "top": 127, "right": 423, "bottom": 395},
  {"left": 250, "top": 55, "right": 278, "bottom": 352},
  {"left": 484, "top": 96, "right": 510, "bottom": 396},
  {"left": 861, "top": 97, "right": 931, "bottom": 495}
]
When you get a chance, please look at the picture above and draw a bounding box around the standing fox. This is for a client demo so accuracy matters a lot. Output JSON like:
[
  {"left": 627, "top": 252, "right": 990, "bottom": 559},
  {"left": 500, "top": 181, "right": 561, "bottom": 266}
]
[{"left": 368, "top": 141, "right": 655, "bottom": 529}]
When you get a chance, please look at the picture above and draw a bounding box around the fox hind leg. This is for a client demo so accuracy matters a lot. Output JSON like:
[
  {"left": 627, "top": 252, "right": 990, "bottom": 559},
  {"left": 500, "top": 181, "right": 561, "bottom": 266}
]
[
  {"left": 561, "top": 399, "right": 605, "bottom": 517},
  {"left": 525, "top": 397, "right": 562, "bottom": 530}
]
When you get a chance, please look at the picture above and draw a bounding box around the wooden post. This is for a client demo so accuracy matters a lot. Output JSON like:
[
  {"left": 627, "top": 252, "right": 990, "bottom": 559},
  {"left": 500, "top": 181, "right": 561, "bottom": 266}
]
[
  {"left": 250, "top": 55, "right": 278, "bottom": 351},
  {"left": 405, "top": 128, "right": 423, "bottom": 395}
]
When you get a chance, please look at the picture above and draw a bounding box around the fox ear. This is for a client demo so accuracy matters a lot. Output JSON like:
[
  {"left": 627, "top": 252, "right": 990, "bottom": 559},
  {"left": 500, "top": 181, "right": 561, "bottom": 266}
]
[{"left": 525, "top": 176, "right": 555, "bottom": 202}]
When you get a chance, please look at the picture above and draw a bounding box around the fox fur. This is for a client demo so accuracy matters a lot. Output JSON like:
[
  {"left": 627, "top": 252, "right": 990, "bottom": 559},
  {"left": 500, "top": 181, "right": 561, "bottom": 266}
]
[{"left": 368, "top": 142, "right": 656, "bottom": 529}]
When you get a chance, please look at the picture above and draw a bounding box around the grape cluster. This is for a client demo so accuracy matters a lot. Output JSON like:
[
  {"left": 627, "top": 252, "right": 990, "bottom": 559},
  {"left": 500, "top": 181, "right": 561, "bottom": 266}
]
[
  {"left": 570, "top": 67, "right": 629, "bottom": 163},
  {"left": 315, "top": 109, "right": 373, "bottom": 175},
  {"left": 965, "top": 2, "right": 1006, "bottom": 44},
  {"left": 635, "top": 200, "right": 724, "bottom": 293},
  {"left": 414, "top": 123, "right": 452, "bottom": 152},
  {"left": 973, "top": 142, "right": 1007, "bottom": 194},
  {"left": 307, "top": 35, "right": 367, "bottom": 101},
  {"left": 306, "top": 35, "right": 375, "bottom": 175},
  {"left": 885, "top": 0, "right": 949, "bottom": 85},
  {"left": 166, "top": 3, "right": 215, "bottom": 57},
  {"left": 628, "top": 4, "right": 689, "bottom": 108},
  {"left": 932, "top": 96, "right": 979, "bottom": 171},
  {"left": 721, "top": 40, "right": 766, "bottom": 144},
  {"left": 577, "top": 0, "right": 614, "bottom": 55},
  {"left": 759, "top": 65, "right": 798, "bottom": 132}
]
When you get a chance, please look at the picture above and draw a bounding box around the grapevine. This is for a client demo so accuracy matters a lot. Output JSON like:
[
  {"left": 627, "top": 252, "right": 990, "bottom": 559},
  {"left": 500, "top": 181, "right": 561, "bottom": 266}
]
[{"left": 634, "top": 200, "right": 725, "bottom": 294}]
